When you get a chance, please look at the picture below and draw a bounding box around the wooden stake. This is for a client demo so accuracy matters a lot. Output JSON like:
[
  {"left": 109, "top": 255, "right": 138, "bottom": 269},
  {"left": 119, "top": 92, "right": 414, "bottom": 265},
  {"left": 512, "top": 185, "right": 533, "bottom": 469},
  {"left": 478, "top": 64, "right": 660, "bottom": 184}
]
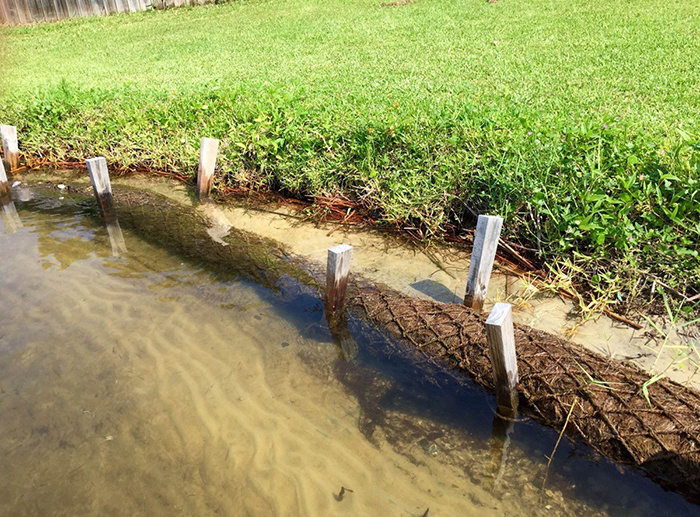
[
  {"left": 325, "top": 244, "right": 353, "bottom": 314},
  {"left": 1, "top": 125, "right": 19, "bottom": 172},
  {"left": 0, "top": 159, "right": 10, "bottom": 203},
  {"left": 196, "top": 137, "right": 220, "bottom": 200},
  {"left": 464, "top": 214, "right": 503, "bottom": 310},
  {"left": 485, "top": 302, "right": 518, "bottom": 416},
  {"left": 86, "top": 157, "right": 115, "bottom": 220}
]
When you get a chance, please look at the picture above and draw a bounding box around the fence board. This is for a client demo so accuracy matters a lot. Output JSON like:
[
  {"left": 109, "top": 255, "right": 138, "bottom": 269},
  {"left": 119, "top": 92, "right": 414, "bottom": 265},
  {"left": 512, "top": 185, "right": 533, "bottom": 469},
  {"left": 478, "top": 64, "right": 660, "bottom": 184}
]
[{"left": 0, "top": 0, "right": 216, "bottom": 24}]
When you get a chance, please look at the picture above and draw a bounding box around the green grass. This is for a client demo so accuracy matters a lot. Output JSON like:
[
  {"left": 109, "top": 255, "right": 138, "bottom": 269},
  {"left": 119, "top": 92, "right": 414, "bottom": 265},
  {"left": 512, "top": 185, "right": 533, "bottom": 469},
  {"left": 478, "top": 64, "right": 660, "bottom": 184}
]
[{"left": 1, "top": 0, "right": 699, "bottom": 314}]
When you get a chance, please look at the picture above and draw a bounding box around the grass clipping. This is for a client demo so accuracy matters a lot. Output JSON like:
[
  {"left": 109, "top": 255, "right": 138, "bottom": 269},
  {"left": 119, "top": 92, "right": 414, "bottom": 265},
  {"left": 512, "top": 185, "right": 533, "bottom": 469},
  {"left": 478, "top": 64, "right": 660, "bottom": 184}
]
[{"left": 353, "top": 290, "right": 700, "bottom": 502}]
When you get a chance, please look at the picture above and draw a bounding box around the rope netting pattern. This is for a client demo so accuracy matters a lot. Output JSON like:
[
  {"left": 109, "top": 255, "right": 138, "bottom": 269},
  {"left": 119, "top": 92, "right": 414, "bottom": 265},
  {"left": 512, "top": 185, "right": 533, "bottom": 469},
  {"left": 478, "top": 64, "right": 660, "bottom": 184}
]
[{"left": 353, "top": 290, "right": 700, "bottom": 500}]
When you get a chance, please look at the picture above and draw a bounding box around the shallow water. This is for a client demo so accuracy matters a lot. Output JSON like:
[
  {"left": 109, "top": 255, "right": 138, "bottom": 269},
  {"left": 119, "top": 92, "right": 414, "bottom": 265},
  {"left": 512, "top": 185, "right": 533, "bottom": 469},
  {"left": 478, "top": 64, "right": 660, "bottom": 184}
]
[{"left": 0, "top": 183, "right": 698, "bottom": 516}]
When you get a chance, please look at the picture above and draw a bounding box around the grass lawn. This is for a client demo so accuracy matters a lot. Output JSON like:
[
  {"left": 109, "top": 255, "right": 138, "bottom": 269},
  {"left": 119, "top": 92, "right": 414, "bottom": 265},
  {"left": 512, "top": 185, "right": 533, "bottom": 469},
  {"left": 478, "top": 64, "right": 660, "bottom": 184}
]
[{"left": 1, "top": 0, "right": 699, "bottom": 314}]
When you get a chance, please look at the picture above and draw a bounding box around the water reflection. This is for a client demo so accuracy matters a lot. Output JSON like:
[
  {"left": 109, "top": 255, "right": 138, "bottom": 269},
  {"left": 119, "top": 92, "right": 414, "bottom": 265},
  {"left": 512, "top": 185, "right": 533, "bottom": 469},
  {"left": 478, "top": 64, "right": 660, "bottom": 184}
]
[
  {"left": 1, "top": 199, "right": 22, "bottom": 233},
  {"left": 199, "top": 202, "right": 234, "bottom": 246},
  {"left": 326, "top": 309, "right": 359, "bottom": 361},
  {"left": 490, "top": 413, "right": 516, "bottom": 488},
  {"left": 0, "top": 173, "right": 23, "bottom": 233},
  {"left": 106, "top": 219, "right": 128, "bottom": 257},
  {"left": 90, "top": 184, "right": 129, "bottom": 259}
]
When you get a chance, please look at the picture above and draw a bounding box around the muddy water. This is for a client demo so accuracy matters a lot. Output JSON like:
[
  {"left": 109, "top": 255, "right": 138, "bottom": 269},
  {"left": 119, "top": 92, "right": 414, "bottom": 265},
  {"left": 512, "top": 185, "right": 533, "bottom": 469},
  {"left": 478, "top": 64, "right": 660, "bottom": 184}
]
[{"left": 0, "top": 180, "right": 698, "bottom": 516}]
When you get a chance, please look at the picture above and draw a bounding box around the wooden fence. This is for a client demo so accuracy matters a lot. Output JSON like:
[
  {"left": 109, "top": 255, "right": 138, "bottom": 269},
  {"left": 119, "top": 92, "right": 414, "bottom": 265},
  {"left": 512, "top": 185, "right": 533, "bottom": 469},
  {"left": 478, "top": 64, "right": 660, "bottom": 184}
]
[{"left": 0, "top": 0, "right": 215, "bottom": 25}]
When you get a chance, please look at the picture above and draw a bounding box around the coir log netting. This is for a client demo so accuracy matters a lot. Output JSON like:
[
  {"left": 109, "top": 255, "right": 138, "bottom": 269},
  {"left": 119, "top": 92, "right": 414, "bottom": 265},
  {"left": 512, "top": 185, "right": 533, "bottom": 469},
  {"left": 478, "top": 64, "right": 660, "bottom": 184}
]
[{"left": 352, "top": 290, "right": 700, "bottom": 502}]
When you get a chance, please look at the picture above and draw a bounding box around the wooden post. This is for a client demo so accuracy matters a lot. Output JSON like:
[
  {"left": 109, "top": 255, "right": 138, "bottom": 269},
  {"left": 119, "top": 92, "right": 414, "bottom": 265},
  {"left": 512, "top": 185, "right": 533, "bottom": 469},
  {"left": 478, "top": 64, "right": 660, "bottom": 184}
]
[
  {"left": 86, "top": 157, "right": 115, "bottom": 220},
  {"left": 464, "top": 214, "right": 503, "bottom": 310},
  {"left": 1, "top": 125, "right": 19, "bottom": 172},
  {"left": 325, "top": 244, "right": 353, "bottom": 314},
  {"left": 485, "top": 302, "right": 518, "bottom": 416},
  {"left": 0, "top": 159, "right": 10, "bottom": 203},
  {"left": 196, "top": 137, "right": 220, "bottom": 200}
]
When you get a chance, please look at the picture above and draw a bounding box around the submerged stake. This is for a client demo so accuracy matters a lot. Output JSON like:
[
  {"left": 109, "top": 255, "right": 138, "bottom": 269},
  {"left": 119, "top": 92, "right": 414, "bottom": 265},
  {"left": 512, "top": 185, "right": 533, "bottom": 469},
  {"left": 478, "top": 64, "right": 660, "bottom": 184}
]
[
  {"left": 464, "top": 214, "right": 503, "bottom": 311},
  {"left": 485, "top": 302, "right": 519, "bottom": 416},
  {"left": 0, "top": 125, "right": 19, "bottom": 172},
  {"left": 196, "top": 137, "right": 220, "bottom": 200}
]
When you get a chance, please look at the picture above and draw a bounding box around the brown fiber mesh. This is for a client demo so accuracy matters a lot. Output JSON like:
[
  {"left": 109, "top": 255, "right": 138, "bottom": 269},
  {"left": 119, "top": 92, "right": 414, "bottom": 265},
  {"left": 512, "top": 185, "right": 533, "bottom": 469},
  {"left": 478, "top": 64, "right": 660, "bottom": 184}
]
[{"left": 353, "top": 290, "right": 700, "bottom": 501}]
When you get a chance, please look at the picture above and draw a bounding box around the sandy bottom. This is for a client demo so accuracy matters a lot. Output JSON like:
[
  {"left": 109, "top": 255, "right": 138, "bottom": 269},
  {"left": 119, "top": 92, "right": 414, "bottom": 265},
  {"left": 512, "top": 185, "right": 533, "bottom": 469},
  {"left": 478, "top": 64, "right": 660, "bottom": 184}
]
[
  {"left": 1, "top": 172, "right": 698, "bottom": 517},
  {"left": 0, "top": 206, "right": 500, "bottom": 516}
]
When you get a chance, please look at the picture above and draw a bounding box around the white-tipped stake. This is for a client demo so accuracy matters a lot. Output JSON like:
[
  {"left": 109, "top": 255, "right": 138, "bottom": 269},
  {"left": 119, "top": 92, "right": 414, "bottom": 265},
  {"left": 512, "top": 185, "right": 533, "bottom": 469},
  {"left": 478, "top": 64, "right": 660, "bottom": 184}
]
[
  {"left": 464, "top": 214, "right": 503, "bottom": 311},
  {"left": 0, "top": 125, "right": 19, "bottom": 172},
  {"left": 86, "top": 157, "right": 115, "bottom": 218},
  {"left": 325, "top": 244, "right": 353, "bottom": 314},
  {"left": 196, "top": 137, "right": 220, "bottom": 200},
  {"left": 485, "top": 302, "right": 519, "bottom": 416}
]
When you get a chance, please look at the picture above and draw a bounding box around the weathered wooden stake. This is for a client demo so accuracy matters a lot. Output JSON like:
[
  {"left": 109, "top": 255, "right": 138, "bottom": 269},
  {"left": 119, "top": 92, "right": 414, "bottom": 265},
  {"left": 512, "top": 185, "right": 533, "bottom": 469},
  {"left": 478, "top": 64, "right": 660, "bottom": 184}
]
[
  {"left": 464, "top": 214, "right": 503, "bottom": 310},
  {"left": 0, "top": 159, "right": 10, "bottom": 203},
  {"left": 325, "top": 244, "right": 353, "bottom": 314},
  {"left": 485, "top": 302, "right": 519, "bottom": 416},
  {"left": 1, "top": 125, "right": 19, "bottom": 172},
  {"left": 86, "top": 157, "right": 115, "bottom": 220},
  {"left": 196, "top": 137, "right": 220, "bottom": 200}
]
